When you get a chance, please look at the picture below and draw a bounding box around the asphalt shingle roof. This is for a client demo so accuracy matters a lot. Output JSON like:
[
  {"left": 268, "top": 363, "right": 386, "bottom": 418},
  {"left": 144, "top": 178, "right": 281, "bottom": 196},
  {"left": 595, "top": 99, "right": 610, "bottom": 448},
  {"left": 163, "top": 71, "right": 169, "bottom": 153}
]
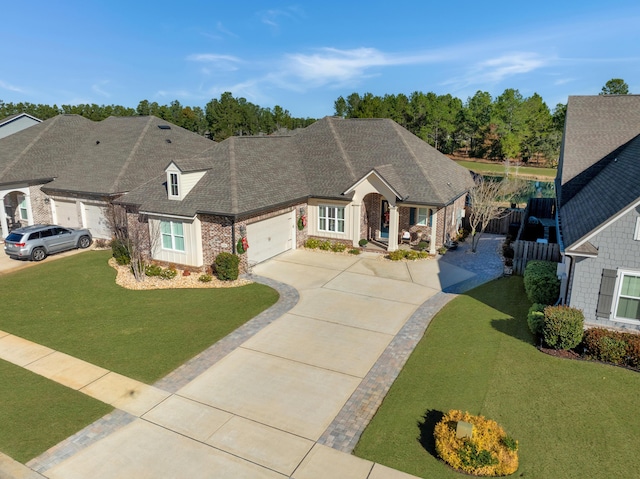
[
  {"left": 557, "top": 95, "right": 640, "bottom": 248},
  {"left": 121, "top": 117, "right": 474, "bottom": 217},
  {"left": 0, "top": 114, "right": 213, "bottom": 194}
]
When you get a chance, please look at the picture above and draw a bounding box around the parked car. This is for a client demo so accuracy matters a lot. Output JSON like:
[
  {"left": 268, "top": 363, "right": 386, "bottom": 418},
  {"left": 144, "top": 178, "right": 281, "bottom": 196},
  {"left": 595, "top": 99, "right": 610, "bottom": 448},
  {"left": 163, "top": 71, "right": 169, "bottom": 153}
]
[{"left": 3, "top": 224, "right": 92, "bottom": 261}]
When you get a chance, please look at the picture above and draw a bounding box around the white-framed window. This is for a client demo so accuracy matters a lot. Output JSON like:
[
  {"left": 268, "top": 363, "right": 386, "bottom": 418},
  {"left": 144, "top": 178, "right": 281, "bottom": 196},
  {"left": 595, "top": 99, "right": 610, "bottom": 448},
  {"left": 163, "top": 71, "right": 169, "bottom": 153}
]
[
  {"left": 169, "top": 173, "right": 179, "bottom": 197},
  {"left": 318, "top": 205, "right": 345, "bottom": 233},
  {"left": 417, "top": 207, "right": 428, "bottom": 226},
  {"left": 614, "top": 271, "right": 640, "bottom": 322},
  {"left": 634, "top": 217, "right": 640, "bottom": 241},
  {"left": 18, "top": 196, "right": 28, "bottom": 220},
  {"left": 160, "top": 220, "right": 185, "bottom": 252}
]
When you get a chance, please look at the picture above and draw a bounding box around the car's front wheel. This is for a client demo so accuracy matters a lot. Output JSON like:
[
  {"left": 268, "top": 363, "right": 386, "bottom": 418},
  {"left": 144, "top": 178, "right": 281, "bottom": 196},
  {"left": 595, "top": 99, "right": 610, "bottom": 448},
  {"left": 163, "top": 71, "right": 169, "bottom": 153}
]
[
  {"left": 31, "top": 247, "right": 47, "bottom": 262},
  {"left": 78, "top": 236, "right": 92, "bottom": 249}
]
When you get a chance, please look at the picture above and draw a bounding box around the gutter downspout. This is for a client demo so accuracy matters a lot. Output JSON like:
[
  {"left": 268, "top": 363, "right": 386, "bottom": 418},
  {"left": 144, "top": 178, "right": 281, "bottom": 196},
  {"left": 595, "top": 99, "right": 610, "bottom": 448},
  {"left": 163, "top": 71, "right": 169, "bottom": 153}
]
[{"left": 231, "top": 218, "right": 236, "bottom": 254}]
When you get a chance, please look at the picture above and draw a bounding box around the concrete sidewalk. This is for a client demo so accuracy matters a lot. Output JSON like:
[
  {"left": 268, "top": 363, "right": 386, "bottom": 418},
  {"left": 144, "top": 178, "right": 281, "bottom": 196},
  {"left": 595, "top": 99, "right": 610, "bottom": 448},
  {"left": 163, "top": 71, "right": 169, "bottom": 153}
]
[{"left": 5, "top": 235, "right": 504, "bottom": 479}]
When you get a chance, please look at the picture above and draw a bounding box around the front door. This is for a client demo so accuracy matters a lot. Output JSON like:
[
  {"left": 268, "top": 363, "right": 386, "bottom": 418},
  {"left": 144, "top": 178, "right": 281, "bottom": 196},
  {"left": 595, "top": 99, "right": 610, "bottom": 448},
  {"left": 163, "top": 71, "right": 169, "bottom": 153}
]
[{"left": 380, "top": 199, "right": 389, "bottom": 239}]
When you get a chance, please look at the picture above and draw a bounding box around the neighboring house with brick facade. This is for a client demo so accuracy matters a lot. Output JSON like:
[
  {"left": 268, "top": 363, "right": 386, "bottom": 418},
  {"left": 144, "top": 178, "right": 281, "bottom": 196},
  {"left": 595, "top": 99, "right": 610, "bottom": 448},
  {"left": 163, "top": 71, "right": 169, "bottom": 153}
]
[
  {"left": 117, "top": 117, "right": 474, "bottom": 272},
  {"left": 0, "top": 113, "right": 41, "bottom": 139},
  {"left": 1, "top": 114, "right": 473, "bottom": 270},
  {"left": 556, "top": 95, "right": 640, "bottom": 331},
  {"left": 0, "top": 114, "right": 213, "bottom": 240}
]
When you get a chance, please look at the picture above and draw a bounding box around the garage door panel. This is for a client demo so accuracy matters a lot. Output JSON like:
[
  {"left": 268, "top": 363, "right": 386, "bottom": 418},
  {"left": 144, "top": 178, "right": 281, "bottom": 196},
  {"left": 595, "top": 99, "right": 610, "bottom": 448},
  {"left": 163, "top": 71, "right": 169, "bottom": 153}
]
[
  {"left": 55, "top": 200, "right": 80, "bottom": 228},
  {"left": 247, "top": 213, "right": 293, "bottom": 264},
  {"left": 85, "top": 204, "right": 112, "bottom": 239}
]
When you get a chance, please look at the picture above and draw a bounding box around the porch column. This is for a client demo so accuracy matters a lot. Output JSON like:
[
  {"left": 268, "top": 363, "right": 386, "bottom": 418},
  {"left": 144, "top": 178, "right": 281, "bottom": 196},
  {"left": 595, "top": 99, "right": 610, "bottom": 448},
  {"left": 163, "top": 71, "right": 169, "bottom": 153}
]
[
  {"left": 351, "top": 202, "right": 361, "bottom": 247},
  {"left": 387, "top": 205, "right": 399, "bottom": 251},
  {"left": 0, "top": 194, "right": 8, "bottom": 239},
  {"left": 430, "top": 209, "right": 438, "bottom": 255},
  {"left": 24, "top": 193, "right": 34, "bottom": 226}
]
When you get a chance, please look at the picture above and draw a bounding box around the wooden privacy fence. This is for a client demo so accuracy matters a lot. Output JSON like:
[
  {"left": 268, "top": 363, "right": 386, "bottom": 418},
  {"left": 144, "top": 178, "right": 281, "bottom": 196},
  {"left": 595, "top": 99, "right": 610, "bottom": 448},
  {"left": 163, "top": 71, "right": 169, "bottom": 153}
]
[
  {"left": 512, "top": 240, "right": 561, "bottom": 275},
  {"left": 463, "top": 208, "right": 524, "bottom": 235}
]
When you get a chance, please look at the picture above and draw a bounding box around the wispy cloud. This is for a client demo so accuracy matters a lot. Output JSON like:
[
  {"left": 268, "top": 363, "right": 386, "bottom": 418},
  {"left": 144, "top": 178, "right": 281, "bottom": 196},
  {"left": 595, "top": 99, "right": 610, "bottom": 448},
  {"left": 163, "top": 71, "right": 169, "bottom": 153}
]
[
  {"left": 187, "top": 53, "right": 242, "bottom": 74},
  {"left": 0, "top": 80, "right": 25, "bottom": 93},
  {"left": 259, "top": 6, "right": 305, "bottom": 30},
  {"left": 92, "top": 81, "right": 110, "bottom": 97}
]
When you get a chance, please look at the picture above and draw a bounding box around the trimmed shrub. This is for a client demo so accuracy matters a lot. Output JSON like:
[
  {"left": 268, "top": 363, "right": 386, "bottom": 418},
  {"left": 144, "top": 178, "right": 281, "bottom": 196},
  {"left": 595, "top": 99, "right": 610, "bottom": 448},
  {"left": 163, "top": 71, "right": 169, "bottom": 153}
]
[
  {"left": 304, "top": 238, "right": 321, "bottom": 249},
  {"left": 523, "top": 260, "right": 560, "bottom": 304},
  {"left": 145, "top": 264, "right": 163, "bottom": 277},
  {"left": 348, "top": 248, "right": 361, "bottom": 255},
  {"left": 434, "top": 410, "right": 518, "bottom": 476},
  {"left": 417, "top": 241, "right": 429, "bottom": 251},
  {"left": 198, "top": 273, "right": 212, "bottom": 283},
  {"left": 331, "top": 242, "right": 347, "bottom": 252},
  {"left": 527, "top": 303, "right": 547, "bottom": 337},
  {"left": 159, "top": 267, "right": 178, "bottom": 280},
  {"left": 111, "top": 239, "right": 130, "bottom": 265},
  {"left": 359, "top": 238, "right": 368, "bottom": 247},
  {"left": 318, "top": 240, "right": 332, "bottom": 251},
  {"left": 583, "top": 328, "right": 640, "bottom": 368},
  {"left": 542, "top": 305, "right": 584, "bottom": 350},
  {"left": 214, "top": 252, "right": 240, "bottom": 281}
]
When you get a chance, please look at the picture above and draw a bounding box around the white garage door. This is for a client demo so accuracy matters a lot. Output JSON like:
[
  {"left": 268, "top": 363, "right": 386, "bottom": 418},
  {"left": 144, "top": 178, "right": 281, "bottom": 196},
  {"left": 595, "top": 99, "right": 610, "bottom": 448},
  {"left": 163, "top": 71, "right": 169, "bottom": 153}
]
[
  {"left": 84, "top": 204, "right": 112, "bottom": 239},
  {"left": 247, "top": 212, "right": 294, "bottom": 265},
  {"left": 55, "top": 200, "right": 80, "bottom": 228}
]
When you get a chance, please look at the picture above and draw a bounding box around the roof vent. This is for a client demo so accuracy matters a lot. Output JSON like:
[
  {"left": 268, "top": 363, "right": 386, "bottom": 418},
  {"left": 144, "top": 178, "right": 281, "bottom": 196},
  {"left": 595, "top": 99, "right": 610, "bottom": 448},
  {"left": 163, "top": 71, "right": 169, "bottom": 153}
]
[
  {"left": 96, "top": 140, "right": 100, "bottom": 145},
  {"left": 166, "top": 139, "right": 172, "bottom": 143},
  {"left": 158, "top": 125, "right": 171, "bottom": 130}
]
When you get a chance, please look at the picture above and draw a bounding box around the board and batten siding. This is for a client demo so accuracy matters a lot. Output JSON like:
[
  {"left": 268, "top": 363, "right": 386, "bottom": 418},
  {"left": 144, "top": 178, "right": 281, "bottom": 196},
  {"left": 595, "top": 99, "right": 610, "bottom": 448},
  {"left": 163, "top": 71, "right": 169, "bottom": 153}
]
[
  {"left": 307, "top": 199, "right": 353, "bottom": 242},
  {"left": 149, "top": 216, "right": 203, "bottom": 267}
]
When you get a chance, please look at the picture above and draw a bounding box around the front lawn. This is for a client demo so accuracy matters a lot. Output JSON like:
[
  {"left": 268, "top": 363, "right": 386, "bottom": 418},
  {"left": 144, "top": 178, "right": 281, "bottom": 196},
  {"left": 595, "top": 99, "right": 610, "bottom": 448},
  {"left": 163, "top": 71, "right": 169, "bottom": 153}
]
[
  {"left": 354, "top": 276, "right": 640, "bottom": 478},
  {"left": 0, "top": 250, "right": 278, "bottom": 463},
  {"left": 0, "top": 250, "right": 279, "bottom": 383}
]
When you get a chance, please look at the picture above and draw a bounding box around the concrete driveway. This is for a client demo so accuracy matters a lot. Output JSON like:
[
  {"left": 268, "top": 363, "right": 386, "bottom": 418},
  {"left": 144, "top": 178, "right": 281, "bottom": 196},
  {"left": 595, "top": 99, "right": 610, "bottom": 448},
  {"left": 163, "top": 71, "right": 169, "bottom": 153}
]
[{"left": 21, "top": 242, "right": 501, "bottom": 479}]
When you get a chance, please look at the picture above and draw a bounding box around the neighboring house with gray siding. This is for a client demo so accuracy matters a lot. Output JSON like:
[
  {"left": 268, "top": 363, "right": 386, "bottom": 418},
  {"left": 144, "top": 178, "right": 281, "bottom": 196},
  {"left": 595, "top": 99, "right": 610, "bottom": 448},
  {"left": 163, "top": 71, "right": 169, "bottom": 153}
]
[
  {"left": 556, "top": 95, "right": 640, "bottom": 331},
  {"left": 0, "top": 113, "right": 41, "bottom": 139}
]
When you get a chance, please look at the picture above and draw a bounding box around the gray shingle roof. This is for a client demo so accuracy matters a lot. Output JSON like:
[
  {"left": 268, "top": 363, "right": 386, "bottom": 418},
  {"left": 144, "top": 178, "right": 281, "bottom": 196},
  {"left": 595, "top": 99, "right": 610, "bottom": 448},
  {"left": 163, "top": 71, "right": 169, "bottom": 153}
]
[
  {"left": 557, "top": 95, "right": 640, "bottom": 249},
  {"left": 121, "top": 117, "right": 474, "bottom": 217},
  {"left": 0, "top": 114, "right": 213, "bottom": 194}
]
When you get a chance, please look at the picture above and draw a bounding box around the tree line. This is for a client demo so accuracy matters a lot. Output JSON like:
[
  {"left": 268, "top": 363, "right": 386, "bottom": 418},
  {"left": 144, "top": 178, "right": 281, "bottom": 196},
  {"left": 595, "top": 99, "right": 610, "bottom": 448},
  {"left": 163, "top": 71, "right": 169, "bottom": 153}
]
[
  {"left": 0, "top": 78, "right": 629, "bottom": 165},
  {"left": 334, "top": 90, "right": 565, "bottom": 166},
  {"left": 0, "top": 93, "right": 315, "bottom": 142}
]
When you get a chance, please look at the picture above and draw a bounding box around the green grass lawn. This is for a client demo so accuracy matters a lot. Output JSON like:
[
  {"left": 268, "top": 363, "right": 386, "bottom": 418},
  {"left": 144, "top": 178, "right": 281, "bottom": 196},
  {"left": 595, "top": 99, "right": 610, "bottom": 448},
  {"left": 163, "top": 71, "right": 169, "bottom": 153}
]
[
  {"left": 354, "top": 276, "right": 640, "bottom": 478},
  {"left": 454, "top": 159, "right": 557, "bottom": 179},
  {"left": 0, "top": 250, "right": 279, "bottom": 383},
  {"left": 0, "top": 250, "right": 279, "bottom": 463},
  {"left": 0, "top": 359, "right": 112, "bottom": 463}
]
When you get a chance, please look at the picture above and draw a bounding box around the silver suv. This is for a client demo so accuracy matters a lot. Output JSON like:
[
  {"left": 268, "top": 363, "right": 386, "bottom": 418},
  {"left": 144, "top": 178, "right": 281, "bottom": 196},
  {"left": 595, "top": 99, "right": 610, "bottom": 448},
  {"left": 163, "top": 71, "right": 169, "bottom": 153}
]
[{"left": 3, "top": 224, "right": 92, "bottom": 261}]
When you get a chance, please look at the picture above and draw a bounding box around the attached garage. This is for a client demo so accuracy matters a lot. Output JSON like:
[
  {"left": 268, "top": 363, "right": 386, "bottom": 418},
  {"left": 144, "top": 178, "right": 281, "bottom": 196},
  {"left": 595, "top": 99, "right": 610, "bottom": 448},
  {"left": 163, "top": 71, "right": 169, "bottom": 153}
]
[
  {"left": 247, "top": 212, "right": 295, "bottom": 265},
  {"left": 84, "top": 203, "right": 112, "bottom": 239},
  {"left": 54, "top": 200, "right": 80, "bottom": 228}
]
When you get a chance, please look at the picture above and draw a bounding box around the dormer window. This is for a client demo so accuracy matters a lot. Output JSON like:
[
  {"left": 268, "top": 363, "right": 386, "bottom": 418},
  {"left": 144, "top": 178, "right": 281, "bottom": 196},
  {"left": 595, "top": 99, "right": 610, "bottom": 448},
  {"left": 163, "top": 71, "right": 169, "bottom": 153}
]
[{"left": 169, "top": 173, "right": 179, "bottom": 198}]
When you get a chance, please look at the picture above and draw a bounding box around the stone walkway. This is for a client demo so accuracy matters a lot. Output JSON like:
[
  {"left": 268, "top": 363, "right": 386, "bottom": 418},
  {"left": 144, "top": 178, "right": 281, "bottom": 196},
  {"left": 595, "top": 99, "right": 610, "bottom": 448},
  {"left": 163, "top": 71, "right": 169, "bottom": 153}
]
[{"left": 10, "top": 234, "right": 505, "bottom": 478}]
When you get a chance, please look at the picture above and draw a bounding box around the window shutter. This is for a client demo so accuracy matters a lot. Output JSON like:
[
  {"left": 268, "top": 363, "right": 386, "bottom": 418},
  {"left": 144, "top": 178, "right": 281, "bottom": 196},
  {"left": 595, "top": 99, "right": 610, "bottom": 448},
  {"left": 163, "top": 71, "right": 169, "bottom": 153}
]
[
  {"left": 409, "top": 208, "right": 416, "bottom": 225},
  {"left": 596, "top": 269, "right": 618, "bottom": 318}
]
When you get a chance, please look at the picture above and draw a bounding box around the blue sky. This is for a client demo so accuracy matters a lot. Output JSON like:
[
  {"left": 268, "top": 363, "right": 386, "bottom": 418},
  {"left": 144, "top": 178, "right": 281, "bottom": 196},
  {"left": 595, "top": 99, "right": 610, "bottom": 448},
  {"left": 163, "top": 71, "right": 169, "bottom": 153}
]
[{"left": 2, "top": 1, "right": 639, "bottom": 118}]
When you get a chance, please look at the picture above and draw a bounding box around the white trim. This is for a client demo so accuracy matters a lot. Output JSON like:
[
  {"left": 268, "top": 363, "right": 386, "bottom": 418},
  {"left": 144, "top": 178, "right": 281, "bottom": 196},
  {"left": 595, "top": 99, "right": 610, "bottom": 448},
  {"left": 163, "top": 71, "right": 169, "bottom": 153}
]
[
  {"left": 612, "top": 268, "right": 640, "bottom": 324},
  {"left": 318, "top": 204, "right": 346, "bottom": 234},
  {"left": 568, "top": 197, "right": 640, "bottom": 250},
  {"left": 634, "top": 217, "right": 640, "bottom": 241},
  {"left": 342, "top": 169, "right": 402, "bottom": 199},
  {"left": 141, "top": 211, "right": 196, "bottom": 221}
]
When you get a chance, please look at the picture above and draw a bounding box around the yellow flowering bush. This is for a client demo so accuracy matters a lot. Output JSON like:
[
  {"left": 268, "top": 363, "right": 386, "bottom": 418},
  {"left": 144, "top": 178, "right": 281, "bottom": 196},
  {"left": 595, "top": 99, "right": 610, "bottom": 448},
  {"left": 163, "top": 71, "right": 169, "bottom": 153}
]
[{"left": 434, "top": 410, "right": 518, "bottom": 476}]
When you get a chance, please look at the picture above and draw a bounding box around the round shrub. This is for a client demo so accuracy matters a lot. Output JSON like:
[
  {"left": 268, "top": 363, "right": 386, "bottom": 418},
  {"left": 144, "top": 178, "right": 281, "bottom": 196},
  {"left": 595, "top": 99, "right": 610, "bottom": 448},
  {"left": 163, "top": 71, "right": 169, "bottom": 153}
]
[
  {"left": 434, "top": 410, "right": 518, "bottom": 476},
  {"left": 304, "top": 238, "right": 320, "bottom": 249},
  {"left": 523, "top": 260, "right": 560, "bottom": 304},
  {"left": 542, "top": 305, "right": 584, "bottom": 350},
  {"left": 214, "top": 252, "right": 240, "bottom": 281},
  {"left": 527, "top": 303, "right": 547, "bottom": 337},
  {"left": 198, "top": 273, "right": 212, "bottom": 283},
  {"left": 417, "top": 241, "right": 429, "bottom": 251},
  {"left": 358, "top": 238, "right": 368, "bottom": 247},
  {"left": 331, "top": 242, "right": 347, "bottom": 252},
  {"left": 349, "top": 248, "right": 361, "bottom": 255},
  {"left": 145, "top": 264, "right": 163, "bottom": 277}
]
